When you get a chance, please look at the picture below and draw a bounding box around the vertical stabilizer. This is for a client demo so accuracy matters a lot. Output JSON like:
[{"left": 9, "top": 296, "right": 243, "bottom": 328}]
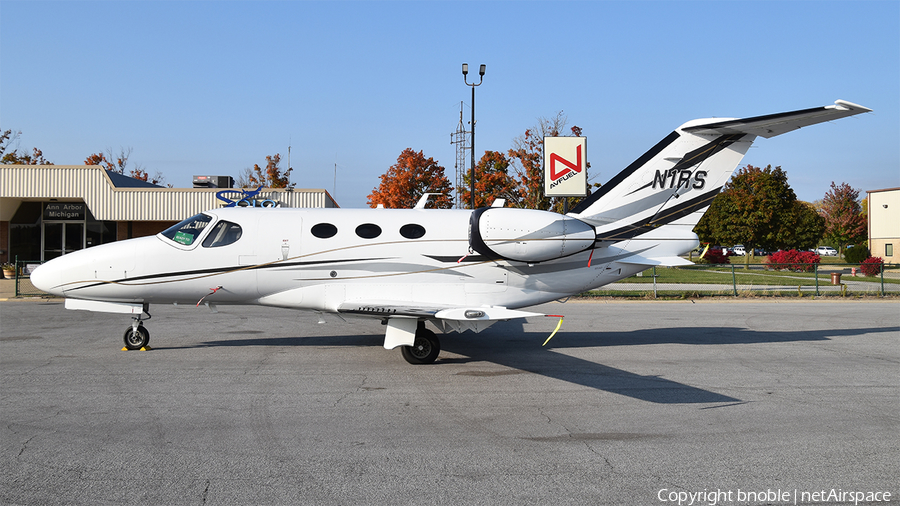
[{"left": 569, "top": 100, "right": 871, "bottom": 241}]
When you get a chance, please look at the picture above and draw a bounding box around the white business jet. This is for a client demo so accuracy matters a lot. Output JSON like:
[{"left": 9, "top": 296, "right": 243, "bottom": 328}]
[{"left": 31, "top": 100, "right": 870, "bottom": 363}]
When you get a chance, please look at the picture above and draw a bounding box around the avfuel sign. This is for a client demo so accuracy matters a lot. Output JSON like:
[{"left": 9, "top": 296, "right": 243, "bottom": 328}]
[{"left": 543, "top": 136, "right": 587, "bottom": 197}]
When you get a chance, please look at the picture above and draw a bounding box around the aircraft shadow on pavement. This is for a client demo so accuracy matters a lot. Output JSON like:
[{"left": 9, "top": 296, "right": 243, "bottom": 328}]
[{"left": 165, "top": 321, "right": 896, "bottom": 405}]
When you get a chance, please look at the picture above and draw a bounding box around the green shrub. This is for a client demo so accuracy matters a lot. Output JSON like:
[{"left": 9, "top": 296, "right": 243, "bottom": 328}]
[{"left": 844, "top": 245, "right": 869, "bottom": 263}]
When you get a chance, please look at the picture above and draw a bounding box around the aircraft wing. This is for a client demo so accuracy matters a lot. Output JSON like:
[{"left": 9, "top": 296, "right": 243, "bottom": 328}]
[
  {"left": 337, "top": 301, "right": 545, "bottom": 348},
  {"left": 682, "top": 100, "right": 871, "bottom": 139},
  {"left": 337, "top": 300, "right": 543, "bottom": 322}
]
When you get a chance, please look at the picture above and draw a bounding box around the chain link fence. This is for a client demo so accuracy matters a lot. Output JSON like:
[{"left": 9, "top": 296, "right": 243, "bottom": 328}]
[
  {"left": 591, "top": 262, "right": 898, "bottom": 298},
  {"left": 10, "top": 259, "right": 45, "bottom": 297},
  {"left": 4, "top": 258, "right": 897, "bottom": 299}
]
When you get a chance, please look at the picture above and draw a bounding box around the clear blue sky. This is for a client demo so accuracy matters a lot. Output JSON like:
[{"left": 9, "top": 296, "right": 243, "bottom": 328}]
[{"left": 2, "top": 1, "right": 897, "bottom": 208}]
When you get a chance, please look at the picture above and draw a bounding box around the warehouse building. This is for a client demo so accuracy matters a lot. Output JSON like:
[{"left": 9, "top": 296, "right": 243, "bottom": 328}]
[
  {"left": 867, "top": 187, "right": 899, "bottom": 264},
  {"left": 0, "top": 165, "right": 337, "bottom": 264}
]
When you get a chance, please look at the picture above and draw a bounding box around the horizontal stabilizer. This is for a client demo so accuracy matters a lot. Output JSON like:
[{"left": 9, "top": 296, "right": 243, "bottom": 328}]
[
  {"left": 682, "top": 100, "right": 871, "bottom": 139},
  {"left": 618, "top": 255, "right": 695, "bottom": 267}
]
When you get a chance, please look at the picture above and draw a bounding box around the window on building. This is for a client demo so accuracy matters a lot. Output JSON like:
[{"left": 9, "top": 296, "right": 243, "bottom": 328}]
[
  {"left": 9, "top": 202, "right": 42, "bottom": 261},
  {"left": 886, "top": 244, "right": 894, "bottom": 257}
]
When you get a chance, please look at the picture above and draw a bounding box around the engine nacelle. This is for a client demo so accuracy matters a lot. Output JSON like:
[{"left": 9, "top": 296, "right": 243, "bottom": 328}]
[{"left": 469, "top": 207, "right": 596, "bottom": 263}]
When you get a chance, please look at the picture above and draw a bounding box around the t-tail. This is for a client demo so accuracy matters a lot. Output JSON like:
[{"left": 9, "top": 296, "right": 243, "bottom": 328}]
[{"left": 569, "top": 100, "right": 871, "bottom": 245}]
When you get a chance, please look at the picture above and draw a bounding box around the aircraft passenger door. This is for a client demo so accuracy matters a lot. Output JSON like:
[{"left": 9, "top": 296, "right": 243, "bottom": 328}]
[{"left": 254, "top": 215, "right": 303, "bottom": 298}]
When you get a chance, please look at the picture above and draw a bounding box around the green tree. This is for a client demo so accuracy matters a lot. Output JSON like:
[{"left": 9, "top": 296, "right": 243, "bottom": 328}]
[
  {"left": 819, "top": 181, "right": 866, "bottom": 256},
  {"left": 695, "top": 164, "right": 821, "bottom": 267},
  {"left": 777, "top": 201, "right": 826, "bottom": 250},
  {"left": 368, "top": 148, "right": 453, "bottom": 209}
]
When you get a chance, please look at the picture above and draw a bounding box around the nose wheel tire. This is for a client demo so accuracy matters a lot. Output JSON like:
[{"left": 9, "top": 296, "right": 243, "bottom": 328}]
[
  {"left": 401, "top": 326, "right": 440, "bottom": 364},
  {"left": 123, "top": 324, "right": 150, "bottom": 350}
]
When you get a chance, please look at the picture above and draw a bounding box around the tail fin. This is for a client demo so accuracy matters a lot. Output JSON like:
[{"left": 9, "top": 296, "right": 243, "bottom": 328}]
[{"left": 570, "top": 100, "right": 871, "bottom": 241}]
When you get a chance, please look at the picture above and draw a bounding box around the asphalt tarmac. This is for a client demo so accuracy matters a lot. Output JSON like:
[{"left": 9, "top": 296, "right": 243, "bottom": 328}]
[{"left": 1, "top": 299, "right": 898, "bottom": 505}]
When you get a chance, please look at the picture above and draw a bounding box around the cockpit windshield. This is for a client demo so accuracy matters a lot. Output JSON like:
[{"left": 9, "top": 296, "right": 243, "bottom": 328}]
[{"left": 160, "top": 213, "right": 212, "bottom": 246}]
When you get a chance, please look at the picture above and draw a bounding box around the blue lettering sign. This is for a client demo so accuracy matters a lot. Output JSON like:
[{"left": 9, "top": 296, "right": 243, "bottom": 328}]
[{"left": 216, "top": 186, "right": 281, "bottom": 208}]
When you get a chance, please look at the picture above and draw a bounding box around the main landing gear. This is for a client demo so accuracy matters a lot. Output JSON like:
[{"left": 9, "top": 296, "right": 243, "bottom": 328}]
[
  {"left": 401, "top": 321, "right": 441, "bottom": 365},
  {"left": 123, "top": 311, "right": 152, "bottom": 350}
]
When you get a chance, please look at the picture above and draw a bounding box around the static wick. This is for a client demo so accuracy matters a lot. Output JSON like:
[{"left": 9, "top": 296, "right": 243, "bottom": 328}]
[
  {"left": 542, "top": 315, "right": 565, "bottom": 346},
  {"left": 197, "top": 286, "right": 224, "bottom": 307}
]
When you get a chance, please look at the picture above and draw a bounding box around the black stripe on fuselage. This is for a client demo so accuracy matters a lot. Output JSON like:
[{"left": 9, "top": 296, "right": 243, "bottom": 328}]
[
  {"left": 569, "top": 131, "right": 681, "bottom": 215},
  {"left": 64, "top": 257, "right": 390, "bottom": 292},
  {"left": 595, "top": 186, "right": 722, "bottom": 241}
]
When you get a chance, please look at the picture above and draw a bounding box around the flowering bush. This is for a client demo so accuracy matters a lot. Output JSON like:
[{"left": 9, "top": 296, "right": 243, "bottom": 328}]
[
  {"left": 860, "top": 257, "right": 884, "bottom": 277},
  {"left": 766, "top": 249, "right": 821, "bottom": 272},
  {"left": 699, "top": 248, "right": 732, "bottom": 264}
]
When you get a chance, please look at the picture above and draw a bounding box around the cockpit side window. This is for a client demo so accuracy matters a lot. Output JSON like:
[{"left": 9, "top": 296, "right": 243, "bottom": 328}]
[
  {"left": 160, "top": 213, "right": 212, "bottom": 246},
  {"left": 202, "top": 221, "right": 243, "bottom": 248}
]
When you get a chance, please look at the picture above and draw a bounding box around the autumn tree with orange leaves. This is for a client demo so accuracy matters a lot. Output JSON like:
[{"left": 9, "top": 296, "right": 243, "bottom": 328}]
[
  {"left": 1, "top": 129, "right": 52, "bottom": 165},
  {"left": 247, "top": 154, "right": 294, "bottom": 189},
  {"left": 368, "top": 148, "right": 453, "bottom": 209},
  {"left": 505, "top": 112, "right": 590, "bottom": 212},
  {"left": 458, "top": 150, "right": 519, "bottom": 208},
  {"left": 83, "top": 147, "right": 167, "bottom": 186}
]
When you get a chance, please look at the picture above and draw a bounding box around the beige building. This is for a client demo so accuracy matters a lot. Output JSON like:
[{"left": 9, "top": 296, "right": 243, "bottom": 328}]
[
  {"left": 1, "top": 165, "right": 337, "bottom": 264},
  {"left": 867, "top": 187, "right": 899, "bottom": 263}
]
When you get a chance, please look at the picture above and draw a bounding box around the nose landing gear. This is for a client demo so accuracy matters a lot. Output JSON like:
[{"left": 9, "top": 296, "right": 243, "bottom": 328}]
[{"left": 123, "top": 310, "right": 152, "bottom": 350}]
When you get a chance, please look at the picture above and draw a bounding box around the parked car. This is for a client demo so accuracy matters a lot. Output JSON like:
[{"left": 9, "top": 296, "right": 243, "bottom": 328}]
[
  {"left": 731, "top": 245, "right": 746, "bottom": 256},
  {"left": 816, "top": 246, "right": 838, "bottom": 256}
]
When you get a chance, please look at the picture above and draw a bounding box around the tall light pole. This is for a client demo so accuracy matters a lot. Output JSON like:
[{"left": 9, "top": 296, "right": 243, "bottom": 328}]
[{"left": 462, "top": 63, "right": 485, "bottom": 209}]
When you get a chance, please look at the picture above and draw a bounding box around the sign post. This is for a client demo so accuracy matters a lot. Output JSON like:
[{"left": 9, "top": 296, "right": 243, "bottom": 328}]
[{"left": 544, "top": 137, "right": 588, "bottom": 212}]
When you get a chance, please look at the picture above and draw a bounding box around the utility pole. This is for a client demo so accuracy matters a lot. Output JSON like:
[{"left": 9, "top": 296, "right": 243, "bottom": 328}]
[{"left": 462, "top": 63, "right": 485, "bottom": 209}]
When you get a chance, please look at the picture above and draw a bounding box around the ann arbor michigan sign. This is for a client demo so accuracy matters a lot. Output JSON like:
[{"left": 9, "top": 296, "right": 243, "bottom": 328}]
[{"left": 43, "top": 202, "right": 86, "bottom": 220}]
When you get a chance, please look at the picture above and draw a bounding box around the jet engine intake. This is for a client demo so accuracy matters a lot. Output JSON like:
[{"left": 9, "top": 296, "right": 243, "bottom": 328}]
[{"left": 469, "top": 207, "right": 596, "bottom": 263}]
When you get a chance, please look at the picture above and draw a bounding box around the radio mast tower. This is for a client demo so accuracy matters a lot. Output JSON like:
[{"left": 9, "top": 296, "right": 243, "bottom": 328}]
[{"left": 450, "top": 101, "right": 471, "bottom": 209}]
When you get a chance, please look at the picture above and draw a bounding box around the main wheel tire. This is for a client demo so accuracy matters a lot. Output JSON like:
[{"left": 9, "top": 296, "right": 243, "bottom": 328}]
[
  {"left": 123, "top": 324, "right": 150, "bottom": 350},
  {"left": 401, "top": 327, "right": 440, "bottom": 365}
]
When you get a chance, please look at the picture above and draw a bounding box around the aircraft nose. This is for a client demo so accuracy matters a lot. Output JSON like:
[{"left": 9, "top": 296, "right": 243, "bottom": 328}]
[{"left": 30, "top": 261, "right": 64, "bottom": 296}]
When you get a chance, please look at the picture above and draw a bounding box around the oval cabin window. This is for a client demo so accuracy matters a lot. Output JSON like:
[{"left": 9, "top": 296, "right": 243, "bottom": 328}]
[
  {"left": 400, "top": 224, "right": 426, "bottom": 239},
  {"left": 311, "top": 223, "right": 338, "bottom": 238},
  {"left": 355, "top": 223, "right": 382, "bottom": 239}
]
